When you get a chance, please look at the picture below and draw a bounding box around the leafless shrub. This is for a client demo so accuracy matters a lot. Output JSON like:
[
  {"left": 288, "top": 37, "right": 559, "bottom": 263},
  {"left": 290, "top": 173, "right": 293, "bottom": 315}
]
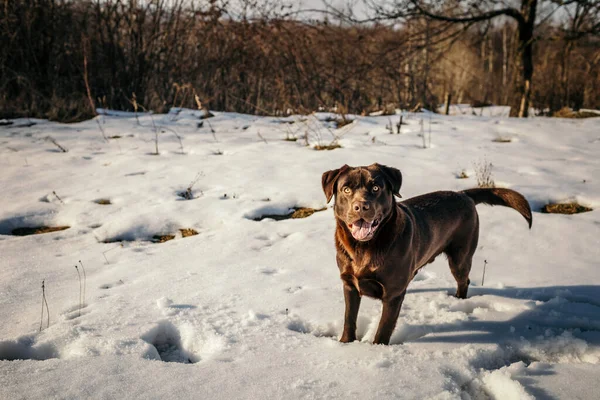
[
  {"left": 52, "top": 191, "right": 64, "bottom": 203},
  {"left": 396, "top": 116, "right": 404, "bottom": 134},
  {"left": 75, "top": 265, "right": 82, "bottom": 317},
  {"left": 419, "top": 118, "right": 431, "bottom": 149},
  {"left": 300, "top": 114, "right": 351, "bottom": 150},
  {"left": 129, "top": 93, "right": 141, "bottom": 125},
  {"left": 45, "top": 136, "right": 68, "bottom": 152},
  {"left": 39, "top": 280, "right": 50, "bottom": 331},
  {"left": 386, "top": 118, "right": 394, "bottom": 134},
  {"left": 1, "top": 1, "right": 598, "bottom": 121},
  {"left": 194, "top": 94, "right": 214, "bottom": 120},
  {"left": 474, "top": 159, "right": 495, "bottom": 188},
  {"left": 257, "top": 131, "right": 268, "bottom": 144},
  {"left": 179, "top": 172, "right": 203, "bottom": 200},
  {"left": 79, "top": 260, "right": 87, "bottom": 307},
  {"left": 162, "top": 126, "right": 185, "bottom": 154}
]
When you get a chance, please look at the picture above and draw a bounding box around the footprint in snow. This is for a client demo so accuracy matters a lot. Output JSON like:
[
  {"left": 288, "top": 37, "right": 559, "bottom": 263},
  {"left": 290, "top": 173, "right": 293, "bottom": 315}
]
[
  {"left": 98, "top": 279, "right": 124, "bottom": 290},
  {"left": 258, "top": 267, "right": 280, "bottom": 275},
  {"left": 286, "top": 286, "right": 303, "bottom": 294},
  {"left": 141, "top": 321, "right": 199, "bottom": 364},
  {"left": 0, "top": 334, "right": 59, "bottom": 361},
  {"left": 286, "top": 315, "right": 339, "bottom": 339}
]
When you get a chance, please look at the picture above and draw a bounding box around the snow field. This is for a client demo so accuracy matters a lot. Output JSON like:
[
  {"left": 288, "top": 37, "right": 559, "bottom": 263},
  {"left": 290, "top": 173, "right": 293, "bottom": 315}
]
[{"left": 0, "top": 109, "right": 599, "bottom": 399}]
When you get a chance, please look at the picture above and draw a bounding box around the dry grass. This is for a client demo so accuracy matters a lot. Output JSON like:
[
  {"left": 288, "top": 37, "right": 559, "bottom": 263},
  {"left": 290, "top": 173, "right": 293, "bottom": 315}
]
[
  {"left": 290, "top": 207, "right": 326, "bottom": 219},
  {"left": 541, "top": 202, "right": 592, "bottom": 214},
  {"left": 333, "top": 118, "right": 354, "bottom": 129},
  {"left": 457, "top": 170, "right": 469, "bottom": 179},
  {"left": 153, "top": 234, "right": 176, "bottom": 243},
  {"left": 179, "top": 228, "right": 198, "bottom": 237},
  {"left": 12, "top": 226, "right": 70, "bottom": 236},
  {"left": 94, "top": 199, "right": 111, "bottom": 205},
  {"left": 253, "top": 207, "right": 327, "bottom": 221},
  {"left": 474, "top": 159, "right": 495, "bottom": 188},
  {"left": 314, "top": 144, "right": 342, "bottom": 151},
  {"left": 553, "top": 107, "right": 600, "bottom": 119},
  {"left": 104, "top": 229, "right": 197, "bottom": 244}
]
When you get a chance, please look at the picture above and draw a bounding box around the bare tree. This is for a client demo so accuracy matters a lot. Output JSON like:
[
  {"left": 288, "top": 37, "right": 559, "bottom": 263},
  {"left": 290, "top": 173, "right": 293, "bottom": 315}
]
[{"left": 362, "top": 0, "right": 598, "bottom": 117}]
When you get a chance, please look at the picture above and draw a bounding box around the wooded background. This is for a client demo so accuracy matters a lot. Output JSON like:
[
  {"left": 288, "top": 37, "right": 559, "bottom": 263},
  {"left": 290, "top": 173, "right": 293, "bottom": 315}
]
[{"left": 1, "top": 0, "right": 598, "bottom": 121}]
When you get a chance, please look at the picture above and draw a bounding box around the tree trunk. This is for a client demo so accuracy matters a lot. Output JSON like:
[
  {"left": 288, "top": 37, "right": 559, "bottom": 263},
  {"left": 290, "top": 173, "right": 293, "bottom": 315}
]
[
  {"left": 509, "top": 0, "right": 537, "bottom": 118},
  {"left": 421, "top": 18, "right": 430, "bottom": 109},
  {"left": 444, "top": 93, "right": 452, "bottom": 115},
  {"left": 560, "top": 41, "right": 574, "bottom": 110}
]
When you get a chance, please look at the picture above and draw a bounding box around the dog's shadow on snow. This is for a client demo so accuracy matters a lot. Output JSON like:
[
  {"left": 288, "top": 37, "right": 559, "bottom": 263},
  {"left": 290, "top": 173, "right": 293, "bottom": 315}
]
[
  {"left": 402, "top": 284, "right": 600, "bottom": 346},
  {"left": 400, "top": 284, "right": 600, "bottom": 400}
]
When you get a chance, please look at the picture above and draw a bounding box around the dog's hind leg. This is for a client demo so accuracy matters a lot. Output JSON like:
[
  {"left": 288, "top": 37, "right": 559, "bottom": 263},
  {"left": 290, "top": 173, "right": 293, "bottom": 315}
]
[
  {"left": 448, "top": 255, "right": 473, "bottom": 299},
  {"left": 446, "top": 220, "right": 479, "bottom": 299}
]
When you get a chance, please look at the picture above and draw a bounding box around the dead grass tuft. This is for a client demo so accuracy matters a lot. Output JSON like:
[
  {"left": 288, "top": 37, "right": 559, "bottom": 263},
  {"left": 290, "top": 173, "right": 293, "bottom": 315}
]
[
  {"left": 314, "top": 144, "right": 342, "bottom": 151},
  {"left": 474, "top": 159, "right": 495, "bottom": 188},
  {"left": 153, "top": 234, "right": 176, "bottom": 243},
  {"left": 253, "top": 207, "right": 327, "bottom": 221},
  {"left": 179, "top": 228, "right": 198, "bottom": 237},
  {"left": 553, "top": 107, "right": 599, "bottom": 119},
  {"left": 541, "top": 202, "right": 592, "bottom": 214},
  {"left": 333, "top": 118, "right": 354, "bottom": 129},
  {"left": 94, "top": 199, "right": 111, "bottom": 205},
  {"left": 457, "top": 170, "right": 469, "bottom": 179}
]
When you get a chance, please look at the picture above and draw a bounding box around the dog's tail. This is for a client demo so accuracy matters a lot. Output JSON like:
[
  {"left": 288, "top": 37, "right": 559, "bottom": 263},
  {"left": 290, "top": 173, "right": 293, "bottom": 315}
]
[{"left": 462, "top": 188, "right": 532, "bottom": 228}]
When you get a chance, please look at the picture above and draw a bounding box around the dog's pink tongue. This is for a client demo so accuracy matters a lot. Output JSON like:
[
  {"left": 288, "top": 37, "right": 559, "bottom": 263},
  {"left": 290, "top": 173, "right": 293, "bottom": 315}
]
[{"left": 351, "top": 220, "right": 372, "bottom": 240}]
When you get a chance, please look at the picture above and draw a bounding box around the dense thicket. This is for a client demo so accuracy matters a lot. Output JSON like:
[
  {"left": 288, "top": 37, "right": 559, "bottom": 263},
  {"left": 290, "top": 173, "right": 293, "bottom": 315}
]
[{"left": 1, "top": 0, "right": 598, "bottom": 121}]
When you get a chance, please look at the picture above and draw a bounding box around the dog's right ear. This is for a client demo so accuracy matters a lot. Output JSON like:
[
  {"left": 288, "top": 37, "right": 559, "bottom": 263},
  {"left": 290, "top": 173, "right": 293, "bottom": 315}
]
[{"left": 321, "top": 165, "right": 349, "bottom": 203}]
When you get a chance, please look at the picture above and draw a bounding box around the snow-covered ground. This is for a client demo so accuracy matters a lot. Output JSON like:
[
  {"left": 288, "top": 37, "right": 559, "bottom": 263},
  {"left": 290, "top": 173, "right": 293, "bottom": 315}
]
[{"left": 1, "top": 109, "right": 599, "bottom": 399}]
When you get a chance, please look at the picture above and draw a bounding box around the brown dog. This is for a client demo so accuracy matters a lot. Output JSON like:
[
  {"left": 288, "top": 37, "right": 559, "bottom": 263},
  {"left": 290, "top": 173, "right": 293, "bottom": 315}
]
[{"left": 321, "top": 163, "right": 532, "bottom": 345}]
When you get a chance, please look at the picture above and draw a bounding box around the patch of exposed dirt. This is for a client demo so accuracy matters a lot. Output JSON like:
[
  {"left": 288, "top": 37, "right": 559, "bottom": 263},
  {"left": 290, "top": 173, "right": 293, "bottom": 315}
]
[{"left": 11, "top": 226, "right": 70, "bottom": 236}]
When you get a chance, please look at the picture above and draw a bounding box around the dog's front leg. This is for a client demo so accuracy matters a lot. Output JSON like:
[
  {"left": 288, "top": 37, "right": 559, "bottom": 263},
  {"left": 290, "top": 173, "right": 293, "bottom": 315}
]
[
  {"left": 340, "top": 282, "right": 361, "bottom": 343},
  {"left": 373, "top": 291, "right": 406, "bottom": 345}
]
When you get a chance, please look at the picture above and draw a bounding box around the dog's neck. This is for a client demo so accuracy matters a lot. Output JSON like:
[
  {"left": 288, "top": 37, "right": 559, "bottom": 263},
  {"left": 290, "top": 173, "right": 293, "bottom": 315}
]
[{"left": 335, "top": 204, "right": 404, "bottom": 266}]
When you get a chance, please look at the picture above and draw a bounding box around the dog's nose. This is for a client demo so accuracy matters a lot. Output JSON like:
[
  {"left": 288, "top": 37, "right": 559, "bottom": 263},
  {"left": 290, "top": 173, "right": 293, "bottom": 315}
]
[{"left": 353, "top": 201, "right": 370, "bottom": 212}]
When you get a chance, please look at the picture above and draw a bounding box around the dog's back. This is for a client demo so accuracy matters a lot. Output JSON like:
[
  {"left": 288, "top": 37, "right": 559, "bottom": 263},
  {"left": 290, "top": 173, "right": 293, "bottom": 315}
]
[{"left": 400, "top": 191, "right": 479, "bottom": 269}]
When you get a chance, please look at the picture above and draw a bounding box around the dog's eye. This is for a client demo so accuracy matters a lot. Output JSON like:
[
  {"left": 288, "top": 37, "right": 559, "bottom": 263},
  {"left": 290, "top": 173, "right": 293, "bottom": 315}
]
[
  {"left": 342, "top": 186, "right": 351, "bottom": 194},
  {"left": 372, "top": 185, "right": 380, "bottom": 192}
]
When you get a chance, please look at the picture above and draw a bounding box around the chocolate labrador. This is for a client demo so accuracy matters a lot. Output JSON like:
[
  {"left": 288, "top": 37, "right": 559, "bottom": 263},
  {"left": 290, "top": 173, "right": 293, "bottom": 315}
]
[{"left": 321, "top": 163, "right": 532, "bottom": 345}]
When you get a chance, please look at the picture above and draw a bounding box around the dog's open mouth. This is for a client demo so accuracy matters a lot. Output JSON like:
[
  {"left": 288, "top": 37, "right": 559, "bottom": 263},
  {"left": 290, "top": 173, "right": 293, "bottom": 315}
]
[{"left": 348, "top": 218, "right": 380, "bottom": 241}]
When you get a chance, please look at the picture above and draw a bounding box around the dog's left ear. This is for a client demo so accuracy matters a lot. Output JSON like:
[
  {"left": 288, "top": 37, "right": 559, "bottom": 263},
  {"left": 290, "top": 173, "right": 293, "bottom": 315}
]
[
  {"left": 321, "top": 164, "right": 350, "bottom": 203},
  {"left": 375, "top": 164, "right": 403, "bottom": 198}
]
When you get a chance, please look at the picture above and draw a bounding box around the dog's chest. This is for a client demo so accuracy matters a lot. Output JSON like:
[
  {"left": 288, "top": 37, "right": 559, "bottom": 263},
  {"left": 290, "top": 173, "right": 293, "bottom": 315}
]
[{"left": 344, "top": 259, "right": 385, "bottom": 299}]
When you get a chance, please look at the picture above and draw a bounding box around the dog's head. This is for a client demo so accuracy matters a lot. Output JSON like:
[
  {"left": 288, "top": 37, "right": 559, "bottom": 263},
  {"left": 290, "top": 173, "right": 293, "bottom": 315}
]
[{"left": 321, "top": 164, "right": 402, "bottom": 242}]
